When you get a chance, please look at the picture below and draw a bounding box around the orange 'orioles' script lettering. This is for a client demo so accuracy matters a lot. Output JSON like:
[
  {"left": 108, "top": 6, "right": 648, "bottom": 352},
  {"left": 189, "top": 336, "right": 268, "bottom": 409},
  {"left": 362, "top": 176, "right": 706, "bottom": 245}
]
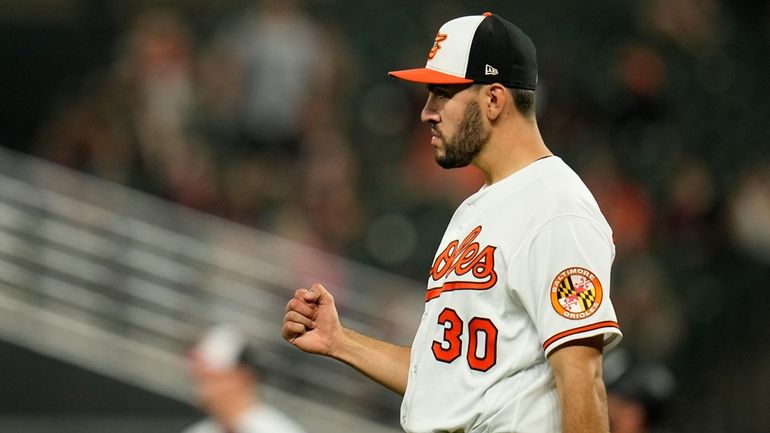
[
  {"left": 428, "top": 33, "right": 448, "bottom": 60},
  {"left": 426, "top": 226, "right": 497, "bottom": 301}
]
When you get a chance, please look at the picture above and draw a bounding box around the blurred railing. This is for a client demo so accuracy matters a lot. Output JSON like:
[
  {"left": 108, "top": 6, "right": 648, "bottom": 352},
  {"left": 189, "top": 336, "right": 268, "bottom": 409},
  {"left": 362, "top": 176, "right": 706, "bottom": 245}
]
[{"left": 0, "top": 146, "right": 424, "bottom": 433}]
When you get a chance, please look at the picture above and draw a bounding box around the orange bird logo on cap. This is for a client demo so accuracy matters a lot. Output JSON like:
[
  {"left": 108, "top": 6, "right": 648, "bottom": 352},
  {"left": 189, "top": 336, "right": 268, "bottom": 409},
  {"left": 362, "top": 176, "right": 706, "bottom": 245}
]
[{"left": 428, "top": 33, "right": 448, "bottom": 60}]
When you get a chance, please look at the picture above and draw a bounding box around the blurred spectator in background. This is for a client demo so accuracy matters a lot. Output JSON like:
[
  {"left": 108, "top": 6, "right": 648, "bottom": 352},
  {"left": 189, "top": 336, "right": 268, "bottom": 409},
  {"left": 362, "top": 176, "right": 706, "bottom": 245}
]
[
  {"left": 38, "top": 8, "right": 219, "bottom": 211},
  {"left": 662, "top": 155, "right": 722, "bottom": 269},
  {"left": 611, "top": 42, "right": 669, "bottom": 128},
  {"left": 604, "top": 349, "right": 676, "bottom": 433},
  {"left": 38, "top": 1, "right": 360, "bottom": 241},
  {"left": 581, "top": 147, "right": 654, "bottom": 257},
  {"left": 225, "top": 0, "right": 336, "bottom": 156},
  {"left": 639, "top": 0, "right": 725, "bottom": 57},
  {"left": 199, "top": 0, "right": 342, "bottom": 227},
  {"left": 604, "top": 40, "right": 679, "bottom": 199},
  {"left": 295, "top": 127, "right": 364, "bottom": 252},
  {"left": 610, "top": 257, "right": 685, "bottom": 361},
  {"left": 184, "top": 325, "right": 307, "bottom": 433},
  {"left": 728, "top": 159, "right": 770, "bottom": 265}
]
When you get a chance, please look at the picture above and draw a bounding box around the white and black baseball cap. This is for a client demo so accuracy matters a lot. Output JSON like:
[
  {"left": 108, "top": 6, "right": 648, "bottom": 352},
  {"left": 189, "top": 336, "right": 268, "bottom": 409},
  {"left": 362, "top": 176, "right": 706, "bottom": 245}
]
[
  {"left": 389, "top": 12, "right": 537, "bottom": 90},
  {"left": 192, "top": 324, "right": 257, "bottom": 371}
]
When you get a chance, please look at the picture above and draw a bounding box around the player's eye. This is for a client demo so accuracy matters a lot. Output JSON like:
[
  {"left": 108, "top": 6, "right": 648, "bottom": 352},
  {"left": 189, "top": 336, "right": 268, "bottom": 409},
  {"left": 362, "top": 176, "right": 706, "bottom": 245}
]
[{"left": 428, "top": 85, "right": 450, "bottom": 99}]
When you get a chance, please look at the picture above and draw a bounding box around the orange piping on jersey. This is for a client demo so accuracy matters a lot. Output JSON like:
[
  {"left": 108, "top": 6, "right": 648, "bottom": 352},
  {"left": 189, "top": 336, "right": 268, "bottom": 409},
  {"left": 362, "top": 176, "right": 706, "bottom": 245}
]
[
  {"left": 542, "top": 321, "right": 620, "bottom": 352},
  {"left": 425, "top": 274, "right": 498, "bottom": 302}
]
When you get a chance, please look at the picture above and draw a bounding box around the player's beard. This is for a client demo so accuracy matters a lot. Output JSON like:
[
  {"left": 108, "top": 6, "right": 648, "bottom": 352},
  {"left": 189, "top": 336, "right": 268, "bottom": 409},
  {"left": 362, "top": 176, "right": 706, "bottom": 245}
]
[{"left": 435, "top": 101, "right": 490, "bottom": 169}]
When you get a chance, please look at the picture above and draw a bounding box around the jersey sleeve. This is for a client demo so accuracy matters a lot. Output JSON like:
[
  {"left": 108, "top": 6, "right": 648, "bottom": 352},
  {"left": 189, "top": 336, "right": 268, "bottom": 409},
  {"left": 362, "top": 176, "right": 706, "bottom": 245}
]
[{"left": 509, "top": 215, "right": 622, "bottom": 358}]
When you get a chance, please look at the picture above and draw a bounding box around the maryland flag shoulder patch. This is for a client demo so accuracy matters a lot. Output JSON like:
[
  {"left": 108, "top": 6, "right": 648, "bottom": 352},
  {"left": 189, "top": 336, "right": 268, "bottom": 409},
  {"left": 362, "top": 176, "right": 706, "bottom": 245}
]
[{"left": 550, "top": 267, "right": 603, "bottom": 320}]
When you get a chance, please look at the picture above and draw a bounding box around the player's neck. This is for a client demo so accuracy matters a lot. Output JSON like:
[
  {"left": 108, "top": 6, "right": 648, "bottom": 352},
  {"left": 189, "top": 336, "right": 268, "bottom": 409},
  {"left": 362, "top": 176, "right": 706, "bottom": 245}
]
[{"left": 474, "top": 121, "right": 551, "bottom": 185}]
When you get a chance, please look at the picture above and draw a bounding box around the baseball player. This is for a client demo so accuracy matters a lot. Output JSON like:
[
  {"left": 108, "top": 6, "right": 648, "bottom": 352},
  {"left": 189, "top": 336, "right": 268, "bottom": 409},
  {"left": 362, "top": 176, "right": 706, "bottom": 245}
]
[
  {"left": 185, "top": 325, "right": 307, "bottom": 433},
  {"left": 282, "top": 12, "right": 622, "bottom": 433}
]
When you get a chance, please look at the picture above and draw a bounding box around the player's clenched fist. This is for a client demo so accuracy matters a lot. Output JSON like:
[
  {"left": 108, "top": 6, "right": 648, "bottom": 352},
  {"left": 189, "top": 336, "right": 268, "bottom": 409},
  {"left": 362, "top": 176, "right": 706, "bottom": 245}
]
[{"left": 282, "top": 283, "right": 344, "bottom": 356}]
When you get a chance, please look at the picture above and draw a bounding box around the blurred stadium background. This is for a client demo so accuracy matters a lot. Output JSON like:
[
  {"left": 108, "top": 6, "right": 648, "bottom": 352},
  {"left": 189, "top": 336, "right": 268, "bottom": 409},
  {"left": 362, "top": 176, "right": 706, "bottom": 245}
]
[{"left": 1, "top": 0, "right": 769, "bottom": 432}]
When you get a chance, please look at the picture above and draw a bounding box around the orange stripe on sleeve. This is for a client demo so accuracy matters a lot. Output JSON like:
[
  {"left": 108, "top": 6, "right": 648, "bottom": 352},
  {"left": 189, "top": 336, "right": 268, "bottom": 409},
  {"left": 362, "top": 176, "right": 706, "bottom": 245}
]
[{"left": 542, "top": 321, "right": 620, "bottom": 352}]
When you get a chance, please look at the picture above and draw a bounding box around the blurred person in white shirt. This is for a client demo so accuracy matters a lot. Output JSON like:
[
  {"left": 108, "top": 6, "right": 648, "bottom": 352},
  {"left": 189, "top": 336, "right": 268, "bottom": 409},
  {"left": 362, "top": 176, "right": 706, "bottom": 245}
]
[{"left": 183, "top": 325, "right": 307, "bottom": 433}]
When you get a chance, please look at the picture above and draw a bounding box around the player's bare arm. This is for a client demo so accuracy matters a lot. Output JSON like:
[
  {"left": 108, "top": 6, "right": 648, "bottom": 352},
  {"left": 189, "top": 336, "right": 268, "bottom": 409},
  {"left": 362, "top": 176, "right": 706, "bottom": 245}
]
[
  {"left": 282, "top": 283, "right": 411, "bottom": 395},
  {"left": 548, "top": 335, "right": 610, "bottom": 433}
]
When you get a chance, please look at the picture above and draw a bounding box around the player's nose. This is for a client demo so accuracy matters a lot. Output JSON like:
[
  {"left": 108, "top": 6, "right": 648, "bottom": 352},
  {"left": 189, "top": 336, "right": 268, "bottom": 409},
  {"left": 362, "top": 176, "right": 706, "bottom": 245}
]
[{"left": 421, "top": 97, "right": 440, "bottom": 124}]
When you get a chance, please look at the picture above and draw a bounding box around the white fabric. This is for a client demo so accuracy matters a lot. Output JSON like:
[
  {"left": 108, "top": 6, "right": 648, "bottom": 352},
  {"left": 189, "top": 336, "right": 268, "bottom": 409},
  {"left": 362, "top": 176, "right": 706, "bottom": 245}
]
[
  {"left": 183, "top": 404, "right": 307, "bottom": 433},
  {"left": 425, "top": 15, "right": 486, "bottom": 78},
  {"left": 400, "top": 156, "right": 622, "bottom": 433}
]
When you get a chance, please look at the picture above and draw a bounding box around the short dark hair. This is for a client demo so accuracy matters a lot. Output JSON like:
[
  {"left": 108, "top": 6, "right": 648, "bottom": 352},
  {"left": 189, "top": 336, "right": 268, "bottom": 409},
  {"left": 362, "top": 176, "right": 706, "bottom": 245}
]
[
  {"left": 511, "top": 88, "right": 536, "bottom": 119},
  {"left": 470, "top": 84, "right": 536, "bottom": 119},
  {"left": 237, "top": 345, "right": 261, "bottom": 374}
]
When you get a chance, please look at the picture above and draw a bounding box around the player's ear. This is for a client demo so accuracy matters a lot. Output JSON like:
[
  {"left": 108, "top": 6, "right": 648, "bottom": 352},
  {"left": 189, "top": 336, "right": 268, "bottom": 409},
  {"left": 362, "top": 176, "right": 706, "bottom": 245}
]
[{"left": 484, "top": 83, "right": 508, "bottom": 121}]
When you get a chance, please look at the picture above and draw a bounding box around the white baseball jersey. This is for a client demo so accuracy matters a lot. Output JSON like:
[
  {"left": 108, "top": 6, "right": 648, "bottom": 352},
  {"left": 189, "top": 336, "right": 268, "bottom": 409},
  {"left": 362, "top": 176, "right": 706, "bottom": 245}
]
[{"left": 400, "top": 156, "right": 622, "bottom": 433}]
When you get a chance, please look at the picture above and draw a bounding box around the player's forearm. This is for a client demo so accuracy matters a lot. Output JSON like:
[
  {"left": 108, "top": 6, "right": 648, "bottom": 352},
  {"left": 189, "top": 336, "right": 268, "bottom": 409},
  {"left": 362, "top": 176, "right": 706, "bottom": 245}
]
[
  {"left": 549, "top": 337, "right": 609, "bottom": 433},
  {"left": 556, "top": 373, "right": 610, "bottom": 433},
  {"left": 330, "top": 328, "right": 411, "bottom": 395}
]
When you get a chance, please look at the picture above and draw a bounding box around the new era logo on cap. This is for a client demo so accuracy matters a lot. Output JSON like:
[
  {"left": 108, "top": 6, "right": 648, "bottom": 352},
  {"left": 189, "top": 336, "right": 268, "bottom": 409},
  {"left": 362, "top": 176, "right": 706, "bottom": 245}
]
[{"left": 388, "top": 12, "right": 537, "bottom": 90}]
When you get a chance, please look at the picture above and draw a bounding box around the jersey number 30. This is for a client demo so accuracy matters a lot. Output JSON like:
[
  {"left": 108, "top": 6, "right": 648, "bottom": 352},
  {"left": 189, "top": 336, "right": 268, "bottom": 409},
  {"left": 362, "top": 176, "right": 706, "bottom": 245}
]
[{"left": 431, "top": 307, "right": 498, "bottom": 372}]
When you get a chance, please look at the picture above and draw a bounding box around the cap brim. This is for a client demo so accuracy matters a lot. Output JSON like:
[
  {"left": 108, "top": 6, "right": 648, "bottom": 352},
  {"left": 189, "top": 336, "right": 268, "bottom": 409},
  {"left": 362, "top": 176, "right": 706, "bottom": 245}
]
[{"left": 388, "top": 68, "right": 474, "bottom": 85}]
